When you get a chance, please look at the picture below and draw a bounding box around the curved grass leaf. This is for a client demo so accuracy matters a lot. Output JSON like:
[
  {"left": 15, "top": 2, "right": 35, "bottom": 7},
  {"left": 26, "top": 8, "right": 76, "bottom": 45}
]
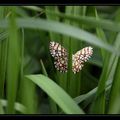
[
  {"left": 25, "top": 74, "right": 84, "bottom": 114},
  {"left": 74, "top": 79, "right": 112, "bottom": 104},
  {"left": 0, "top": 18, "right": 119, "bottom": 56},
  {"left": 44, "top": 10, "right": 120, "bottom": 32},
  {"left": 22, "top": 6, "right": 120, "bottom": 32}
]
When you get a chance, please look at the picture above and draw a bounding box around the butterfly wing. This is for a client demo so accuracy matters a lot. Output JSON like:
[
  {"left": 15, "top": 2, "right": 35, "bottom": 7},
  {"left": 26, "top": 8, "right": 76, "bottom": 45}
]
[
  {"left": 49, "top": 41, "right": 68, "bottom": 73},
  {"left": 54, "top": 57, "right": 68, "bottom": 72},
  {"left": 72, "top": 46, "right": 93, "bottom": 74}
]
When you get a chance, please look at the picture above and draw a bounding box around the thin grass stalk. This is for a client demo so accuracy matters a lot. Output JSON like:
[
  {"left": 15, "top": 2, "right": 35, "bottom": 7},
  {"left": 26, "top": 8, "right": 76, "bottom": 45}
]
[{"left": 40, "top": 60, "right": 58, "bottom": 114}]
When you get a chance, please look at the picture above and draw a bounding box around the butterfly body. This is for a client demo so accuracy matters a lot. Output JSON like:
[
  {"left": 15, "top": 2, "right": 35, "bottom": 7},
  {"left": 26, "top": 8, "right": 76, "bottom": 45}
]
[{"left": 49, "top": 41, "right": 93, "bottom": 74}]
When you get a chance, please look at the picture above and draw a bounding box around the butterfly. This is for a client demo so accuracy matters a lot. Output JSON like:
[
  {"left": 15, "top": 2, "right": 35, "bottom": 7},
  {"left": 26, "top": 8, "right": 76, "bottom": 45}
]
[{"left": 49, "top": 41, "right": 93, "bottom": 74}]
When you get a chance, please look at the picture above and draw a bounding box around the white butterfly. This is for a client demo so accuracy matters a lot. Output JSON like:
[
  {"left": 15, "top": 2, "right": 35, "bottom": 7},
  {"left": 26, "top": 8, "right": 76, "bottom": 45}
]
[{"left": 49, "top": 41, "right": 93, "bottom": 74}]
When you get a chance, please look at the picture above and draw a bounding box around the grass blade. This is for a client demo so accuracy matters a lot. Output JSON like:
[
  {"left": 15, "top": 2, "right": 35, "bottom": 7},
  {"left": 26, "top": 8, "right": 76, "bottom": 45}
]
[
  {"left": 21, "top": 78, "right": 37, "bottom": 114},
  {"left": 0, "top": 18, "right": 119, "bottom": 55},
  {"left": 74, "top": 79, "right": 112, "bottom": 104},
  {"left": 91, "top": 31, "right": 120, "bottom": 113},
  {"left": 25, "top": 74, "right": 85, "bottom": 114},
  {"left": 108, "top": 33, "right": 120, "bottom": 113},
  {"left": 89, "top": 8, "right": 108, "bottom": 114},
  {"left": 0, "top": 7, "right": 8, "bottom": 99},
  {"left": 22, "top": 6, "right": 120, "bottom": 32},
  {"left": 6, "top": 7, "right": 20, "bottom": 114},
  {"left": 108, "top": 60, "right": 120, "bottom": 113}
]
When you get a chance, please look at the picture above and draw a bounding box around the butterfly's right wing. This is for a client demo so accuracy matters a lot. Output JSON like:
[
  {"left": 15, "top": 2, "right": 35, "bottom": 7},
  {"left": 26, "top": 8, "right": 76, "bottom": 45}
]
[
  {"left": 72, "top": 46, "right": 93, "bottom": 74},
  {"left": 49, "top": 41, "right": 68, "bottom": 73}
]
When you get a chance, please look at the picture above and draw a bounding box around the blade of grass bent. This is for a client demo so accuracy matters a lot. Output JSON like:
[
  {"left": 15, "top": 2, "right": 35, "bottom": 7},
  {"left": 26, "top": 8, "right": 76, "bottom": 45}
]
[
  {"left": 25, "top": 74, "right": 85, "bottom": 114},
  {"left": 22, "top": 6, "right": 120, "bottom": 32},
  {"left": 0, "top": 18, "right": 119, "bottom": 56}
]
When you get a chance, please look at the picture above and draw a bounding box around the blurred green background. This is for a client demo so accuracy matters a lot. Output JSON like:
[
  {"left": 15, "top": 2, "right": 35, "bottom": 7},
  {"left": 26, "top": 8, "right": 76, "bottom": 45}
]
[{"left": 0, "top": 6, "right": 120, "bottom": 114}]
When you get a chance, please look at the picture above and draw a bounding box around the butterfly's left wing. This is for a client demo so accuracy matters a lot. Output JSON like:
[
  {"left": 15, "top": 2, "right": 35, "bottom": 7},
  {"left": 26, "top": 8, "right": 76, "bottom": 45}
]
[
  {"left": 49, "top": 41, "right": 68, "bottom": 73},
  {"left": 72, "top": 46, "right": 93, "bottom": 74}
]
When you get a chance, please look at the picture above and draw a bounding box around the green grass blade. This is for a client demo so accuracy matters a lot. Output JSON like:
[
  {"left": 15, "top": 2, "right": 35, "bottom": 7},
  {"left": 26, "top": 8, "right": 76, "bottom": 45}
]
[
  {"left": 6, "top": 7, "right": 20, "bottom": 114},
  {"left": 90, "top": 53, "right": 110, "bottom": 114},
  {"left": 0, "top": 38, "right": 8, "bottom": 98},
  {"left": 22, "top": 6, "right": 43, "bottom": 12},
  {"left": 108, "top": 58, "right": 120, "bottom": 114},
  {"left": 44, "top": 9, "right": 120, "bottom": 32},
  {"left": 17, "top": 28, "right": 25, "bottom": 107},
  {"left": 91, "top": 31, "right": 120, "bottom": 113},
  {"left": 17, "top": 18, "right": 119, "bottom": 55},
  {"left": 19, "top": 28, "right": 37, "bottom": 114},
  {"left": 0, "top": 7, "right": 8, "bottom": 99},
  {"left": 74, "top": 79, "right": 112, "bottom": 104},
  {"left": 21, "top": 78, "right": 37, "bottom": 114},
  {"left": 22, "top": 6, "right": 120, "bottom": 32},
  {"left": 25, "top": 74, "right": 85, "bottom": 114},
  {"left": 40, "top": 60, "right": 48, "bottom": 76},
  {"left": 95, "top": 8, "right": 107, "bottom": 59},
  {"left": 89, "top": 8, "right": 108, "bottom": 114},
  {"left": 45, "top": 6, "right": 61, "bottom": 42},
  {"left": 108, "top": 33, "right": 120, "bottom": 113},
  {"left": 0, "top": 18, "right": 119, "bottom": 55},
  {"left": 16, "top": 7, "right": 29, "bottom": 18}
]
